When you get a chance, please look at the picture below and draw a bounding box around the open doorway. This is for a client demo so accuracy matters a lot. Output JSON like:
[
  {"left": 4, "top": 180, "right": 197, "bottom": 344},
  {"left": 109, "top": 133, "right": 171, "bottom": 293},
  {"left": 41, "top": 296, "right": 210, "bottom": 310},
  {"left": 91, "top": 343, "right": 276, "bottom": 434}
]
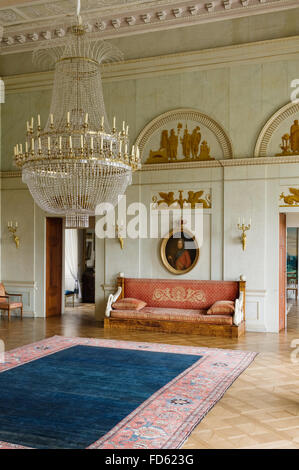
[
  {"left": 64, "top": 217, "right": 95, "bottom": 317},
  {"left": 285, "top": 214, "right": 299, "bottom": 331}
]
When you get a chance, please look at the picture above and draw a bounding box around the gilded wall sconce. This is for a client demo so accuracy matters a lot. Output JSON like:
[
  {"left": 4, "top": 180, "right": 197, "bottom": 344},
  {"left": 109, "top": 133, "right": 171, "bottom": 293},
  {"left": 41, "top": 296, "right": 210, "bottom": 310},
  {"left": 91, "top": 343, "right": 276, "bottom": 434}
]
[
  {"left": 115, "top": 224, "right": 124, "bottom": 250},
  {"left": 7, "top": 221, "right": 20, "bottom": 248},
  {"left": 237, "top": 218, "right": 251, "bottom": 251}
]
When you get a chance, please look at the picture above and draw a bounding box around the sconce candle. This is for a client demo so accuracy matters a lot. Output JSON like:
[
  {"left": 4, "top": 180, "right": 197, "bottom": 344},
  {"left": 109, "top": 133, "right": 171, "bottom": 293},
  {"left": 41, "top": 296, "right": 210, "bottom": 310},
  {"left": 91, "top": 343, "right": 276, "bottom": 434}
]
[
  {"left": 7, "top": 221, "right": 20, "bottom": 249},
  {"left": 237, "top": 218, "right": 251, "bottom": 251}
]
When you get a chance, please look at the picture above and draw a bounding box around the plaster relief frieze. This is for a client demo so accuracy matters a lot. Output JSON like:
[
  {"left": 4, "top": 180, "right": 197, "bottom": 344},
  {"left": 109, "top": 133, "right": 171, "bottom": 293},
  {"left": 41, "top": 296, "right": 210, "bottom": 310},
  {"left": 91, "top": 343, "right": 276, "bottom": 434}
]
[
  {"left": 188, "top": 6, "right": 198, "bottom": 15},
  {"left": 1, "top": 0, "right": 299, "bottom": 54},
  {"left": 0, "top": 9, "right": 18, "bottom": 23}
]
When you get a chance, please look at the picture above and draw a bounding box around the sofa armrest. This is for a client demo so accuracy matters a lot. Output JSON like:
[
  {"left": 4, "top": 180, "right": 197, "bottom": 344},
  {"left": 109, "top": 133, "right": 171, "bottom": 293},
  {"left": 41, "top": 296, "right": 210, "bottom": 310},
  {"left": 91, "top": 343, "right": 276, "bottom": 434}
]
[
  {"left": 105, "top": 286, "right": 122, "bottom": 318},
  {"left": 233, "top": 291, "right": 244, "bottom": 326}
]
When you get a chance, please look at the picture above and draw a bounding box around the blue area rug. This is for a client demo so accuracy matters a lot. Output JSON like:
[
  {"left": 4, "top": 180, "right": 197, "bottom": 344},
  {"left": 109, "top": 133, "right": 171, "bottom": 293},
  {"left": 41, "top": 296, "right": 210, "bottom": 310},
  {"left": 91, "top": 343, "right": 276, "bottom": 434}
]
[{"left": 0, "top": 344, "right": 201, "bottom": 449}]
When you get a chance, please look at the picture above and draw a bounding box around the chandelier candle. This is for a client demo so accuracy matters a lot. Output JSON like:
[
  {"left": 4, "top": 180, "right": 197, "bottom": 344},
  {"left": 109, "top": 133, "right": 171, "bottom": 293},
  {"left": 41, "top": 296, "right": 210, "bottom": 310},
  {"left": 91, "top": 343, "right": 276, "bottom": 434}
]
[{"left": 14, "top": 9, "right": 140, "bottom": 228}]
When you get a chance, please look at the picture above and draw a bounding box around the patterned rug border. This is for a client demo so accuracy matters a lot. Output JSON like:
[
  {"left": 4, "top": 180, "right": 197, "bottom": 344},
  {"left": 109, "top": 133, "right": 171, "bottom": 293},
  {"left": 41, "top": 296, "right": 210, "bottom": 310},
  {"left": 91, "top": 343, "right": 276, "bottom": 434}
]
[{"left": 0, "top": 335, "right": 258, "bottom": 449}]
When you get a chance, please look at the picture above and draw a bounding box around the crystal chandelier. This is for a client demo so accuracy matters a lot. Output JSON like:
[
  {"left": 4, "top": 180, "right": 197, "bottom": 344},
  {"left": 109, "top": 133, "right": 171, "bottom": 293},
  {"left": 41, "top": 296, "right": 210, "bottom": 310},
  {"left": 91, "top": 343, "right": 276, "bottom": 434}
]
[{"left": 14, "top": 1, "right": 140, "bottom": 228}]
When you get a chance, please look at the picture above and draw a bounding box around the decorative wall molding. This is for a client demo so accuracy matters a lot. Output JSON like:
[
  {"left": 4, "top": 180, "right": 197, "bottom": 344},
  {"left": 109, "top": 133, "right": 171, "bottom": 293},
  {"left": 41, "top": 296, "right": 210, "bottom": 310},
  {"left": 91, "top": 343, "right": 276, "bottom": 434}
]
[
  {"left": 1, "top": 0, "right": 298, "bottom": 55},
  {"left": 4, "top": 35, "right": 299, "bottom": 92},
  {"left": 220, "top": 155, "right": 299, "bottom": 166},
  {"left": 245, "top": 289, "right": 267, "bottom": 332},
  {"left": 254, "top": 101, "right": 299, "bottom": 158},
  {"left": 3, "top": 280, "right": 36, "bottom": 287},
  {"left": 4, "top": 154, "right": 299, "bottom": 180},
  {"left": 135, "top": 108, "right": 234, "bottom": 162},
  {"left": 140, "top": 159, "right": 222, "bottom": 171}
]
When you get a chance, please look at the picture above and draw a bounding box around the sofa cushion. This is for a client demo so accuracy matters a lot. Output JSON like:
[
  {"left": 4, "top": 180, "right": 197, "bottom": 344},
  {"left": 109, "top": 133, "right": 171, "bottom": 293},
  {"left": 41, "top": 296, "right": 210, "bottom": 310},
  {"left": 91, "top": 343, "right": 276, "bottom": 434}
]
[
  {"left": 112, "top": 297, "right": 147, "bottom": 311},
  {"left": 123, "top": 278, "right": 239, "bottom": 309},
  {"left": 207, "top": 300, "right": 235, "bottom": 315},
  {"left": 110, "top": 307, "right": 233, "bottom": 325}
]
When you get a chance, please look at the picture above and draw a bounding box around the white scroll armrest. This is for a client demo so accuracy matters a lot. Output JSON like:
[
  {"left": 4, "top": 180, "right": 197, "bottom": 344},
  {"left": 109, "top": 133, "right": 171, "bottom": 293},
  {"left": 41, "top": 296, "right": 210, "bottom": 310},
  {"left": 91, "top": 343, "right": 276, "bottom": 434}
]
[
  {"left": 233, "top": 291, "right": 244, "bottom": 326},
  {"left": 105, "top": 286, "right": 122, "bottom": 317}
]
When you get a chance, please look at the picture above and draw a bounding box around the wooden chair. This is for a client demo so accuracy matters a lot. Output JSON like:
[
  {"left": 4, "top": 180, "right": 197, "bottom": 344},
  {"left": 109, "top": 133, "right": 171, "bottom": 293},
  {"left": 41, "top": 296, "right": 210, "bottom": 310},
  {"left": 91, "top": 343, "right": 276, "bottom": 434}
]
[
  {"left": 65, "top": 290, "right": 75, "bottom": 307},
  {"left": 287, "top": 276, "right": 298, "bottom": 300},
  {"left": 0, "top": 283, "right": 23, "bottom": 319}
]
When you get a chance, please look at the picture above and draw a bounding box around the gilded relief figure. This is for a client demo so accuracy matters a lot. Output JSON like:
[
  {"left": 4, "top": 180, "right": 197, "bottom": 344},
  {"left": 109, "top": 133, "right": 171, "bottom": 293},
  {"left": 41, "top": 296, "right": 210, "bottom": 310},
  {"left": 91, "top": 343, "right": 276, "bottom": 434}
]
[
  {"left": 157, "top": 191, "right": 176, "bottom": 207},
  {"left": 181, "top": 126, "right": 192, "bottom": 160},
  {"left": 146, "top": 121, "right": 214, "bottom": 164},
  {"left": 187, "top": 190, "right": 211, "bottom": 209},
  {"left": 276, "top": 119, "right": 299, "bottom": 156},
  {"left": 279, "top": 134, "right": 291, "bottom": 154},
  {"left": 160, "top": 130, "right": 169, "bottom": 154},
  {"left": 280, "top": 188, "right": 299, "bottom": 206},
  {"left": 191, "top": 126, "right": 201, "bottom": 159},
  {"left": 169, "top": 129, "right": 179, "bottom": 160},
  {"left": 153, "top": 189, "right": 211, "bottom": 209},
  {"left": 199, "top": 140, "right": 214, "bottom": 160},
  {"left": 290, "top": 120, "right": 299, "bottom": 153}
]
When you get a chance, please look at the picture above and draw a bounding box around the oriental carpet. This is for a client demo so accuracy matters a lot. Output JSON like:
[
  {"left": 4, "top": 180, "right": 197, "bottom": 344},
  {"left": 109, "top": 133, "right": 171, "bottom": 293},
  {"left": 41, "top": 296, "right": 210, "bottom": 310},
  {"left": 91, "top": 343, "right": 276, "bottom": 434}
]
[{"left": 0, "top": 336, "right": 257, "bottom": 449}]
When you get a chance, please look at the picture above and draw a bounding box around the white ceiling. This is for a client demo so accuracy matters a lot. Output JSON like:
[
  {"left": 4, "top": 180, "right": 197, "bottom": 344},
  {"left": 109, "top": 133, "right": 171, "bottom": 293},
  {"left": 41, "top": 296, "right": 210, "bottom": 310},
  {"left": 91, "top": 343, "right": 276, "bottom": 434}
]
[
  {"left": 3, "top": 0, "right": 156, "bottom": 25},
  {"left": 1, "top": 0, "right": 299, "bottom": 54}
]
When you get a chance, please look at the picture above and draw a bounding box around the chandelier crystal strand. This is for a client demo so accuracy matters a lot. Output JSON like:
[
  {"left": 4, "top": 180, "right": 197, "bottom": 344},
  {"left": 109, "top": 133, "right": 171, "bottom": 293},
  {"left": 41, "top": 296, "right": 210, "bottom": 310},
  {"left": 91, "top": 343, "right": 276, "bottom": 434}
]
[{"left": 14, "top": 6, "right": 140, "bottom": 229}]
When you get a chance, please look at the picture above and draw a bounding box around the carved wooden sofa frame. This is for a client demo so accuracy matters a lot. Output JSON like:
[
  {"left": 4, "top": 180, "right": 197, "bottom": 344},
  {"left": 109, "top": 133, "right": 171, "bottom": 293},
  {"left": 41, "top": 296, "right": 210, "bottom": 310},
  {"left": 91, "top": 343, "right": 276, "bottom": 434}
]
[{"left": 104, "top": 275, "right": 246, "bottom": 338}]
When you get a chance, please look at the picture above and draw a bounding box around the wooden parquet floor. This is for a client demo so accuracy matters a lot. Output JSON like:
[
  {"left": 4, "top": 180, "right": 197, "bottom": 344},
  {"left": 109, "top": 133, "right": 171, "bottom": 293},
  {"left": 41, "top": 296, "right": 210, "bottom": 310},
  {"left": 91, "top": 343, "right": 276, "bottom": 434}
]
[{"left": 0, "top": 302, "right": 299, "bottom": 449}]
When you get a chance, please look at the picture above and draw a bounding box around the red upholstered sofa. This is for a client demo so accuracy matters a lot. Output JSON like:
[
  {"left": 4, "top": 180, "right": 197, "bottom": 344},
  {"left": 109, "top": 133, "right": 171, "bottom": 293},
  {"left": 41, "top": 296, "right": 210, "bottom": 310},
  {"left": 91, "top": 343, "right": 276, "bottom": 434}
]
[{"left": 104, "top": 275, "right": 246, "bottom": 338}]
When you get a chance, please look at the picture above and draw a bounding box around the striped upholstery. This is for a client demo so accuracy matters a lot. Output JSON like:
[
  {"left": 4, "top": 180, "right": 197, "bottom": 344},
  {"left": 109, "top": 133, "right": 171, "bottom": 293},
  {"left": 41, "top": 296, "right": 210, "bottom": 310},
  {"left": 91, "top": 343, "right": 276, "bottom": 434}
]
[{"left": 110, "top": 307, "right": 233, "bottom": 326}]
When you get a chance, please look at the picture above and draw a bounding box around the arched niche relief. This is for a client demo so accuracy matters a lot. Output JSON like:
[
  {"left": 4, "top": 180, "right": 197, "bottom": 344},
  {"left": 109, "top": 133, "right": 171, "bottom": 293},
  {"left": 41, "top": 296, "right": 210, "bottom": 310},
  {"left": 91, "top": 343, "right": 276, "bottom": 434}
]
[
  {"left": 254, "top": 101, "right": 299, "bottom": 158},
  {"left": 135, "top": 108, "right": 233, "bottom": 166}
]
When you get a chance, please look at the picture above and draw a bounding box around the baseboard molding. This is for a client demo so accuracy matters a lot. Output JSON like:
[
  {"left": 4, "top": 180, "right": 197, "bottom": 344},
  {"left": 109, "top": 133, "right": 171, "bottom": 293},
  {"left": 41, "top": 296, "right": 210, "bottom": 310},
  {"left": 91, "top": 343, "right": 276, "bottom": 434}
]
[{"left": 246, "top": 323, "right": 268, "bottom": 333}]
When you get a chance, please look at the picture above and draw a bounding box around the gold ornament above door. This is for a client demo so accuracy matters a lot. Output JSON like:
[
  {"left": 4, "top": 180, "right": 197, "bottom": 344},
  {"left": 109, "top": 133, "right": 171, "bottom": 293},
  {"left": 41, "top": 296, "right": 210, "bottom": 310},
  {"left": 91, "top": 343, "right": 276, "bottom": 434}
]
[{"left": 135, "top": 108, "right": 233, "bottom": 166}]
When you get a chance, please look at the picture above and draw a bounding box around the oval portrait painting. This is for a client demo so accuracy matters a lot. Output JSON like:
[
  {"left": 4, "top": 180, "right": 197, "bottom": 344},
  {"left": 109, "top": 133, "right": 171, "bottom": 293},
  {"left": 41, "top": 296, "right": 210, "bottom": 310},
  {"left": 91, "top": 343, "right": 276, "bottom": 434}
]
[{"left": 161, "top": 228, "right": 199, "bottom": 275}]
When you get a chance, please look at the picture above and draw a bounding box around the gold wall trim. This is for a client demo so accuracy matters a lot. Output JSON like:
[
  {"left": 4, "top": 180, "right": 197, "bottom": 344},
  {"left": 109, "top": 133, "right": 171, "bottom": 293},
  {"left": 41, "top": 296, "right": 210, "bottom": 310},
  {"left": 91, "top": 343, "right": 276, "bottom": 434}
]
[{"left": 4, "top": 35, "right": 299, "bottom": 93}]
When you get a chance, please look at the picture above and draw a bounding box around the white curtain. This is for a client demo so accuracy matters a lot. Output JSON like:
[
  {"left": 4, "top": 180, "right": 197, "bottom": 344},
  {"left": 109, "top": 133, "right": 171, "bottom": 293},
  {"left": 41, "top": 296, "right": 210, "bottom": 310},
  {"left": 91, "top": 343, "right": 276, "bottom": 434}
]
[{"left": 65, "top": 229, "right": 80, "bottom": 297}]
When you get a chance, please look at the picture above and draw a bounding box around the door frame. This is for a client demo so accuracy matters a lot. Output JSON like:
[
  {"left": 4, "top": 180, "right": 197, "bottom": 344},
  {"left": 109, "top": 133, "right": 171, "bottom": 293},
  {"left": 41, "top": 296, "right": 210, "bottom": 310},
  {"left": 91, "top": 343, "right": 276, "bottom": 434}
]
[
  {"left": 45, "top": 216, "right": 65, "bottom": 317},
  {"left": 279, "top": 208, "right": 299, "bottom": 331},
  {"left": 279, "top": 213, "right": 286, "bottom": 331}
]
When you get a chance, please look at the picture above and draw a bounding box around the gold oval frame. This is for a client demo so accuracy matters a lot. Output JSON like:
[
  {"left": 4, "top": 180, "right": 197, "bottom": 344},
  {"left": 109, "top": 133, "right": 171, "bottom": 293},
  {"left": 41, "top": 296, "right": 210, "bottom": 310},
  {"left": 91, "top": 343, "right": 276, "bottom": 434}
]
[{"left": 160, "top": 227, "right": 200, "bottom": 275}]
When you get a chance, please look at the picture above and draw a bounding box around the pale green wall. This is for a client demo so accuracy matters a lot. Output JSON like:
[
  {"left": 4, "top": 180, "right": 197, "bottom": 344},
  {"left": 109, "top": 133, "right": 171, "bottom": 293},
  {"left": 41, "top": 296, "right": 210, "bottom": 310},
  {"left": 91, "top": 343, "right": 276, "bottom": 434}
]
[
  {"left": 1, "top": 57, "right": 299, "bottom": 170},
  {"left": 1, "top": 10, "right": 299, "bottom": 328},
  {"left": 1, "top": 89, "right": 52, "bottom": 171}
]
